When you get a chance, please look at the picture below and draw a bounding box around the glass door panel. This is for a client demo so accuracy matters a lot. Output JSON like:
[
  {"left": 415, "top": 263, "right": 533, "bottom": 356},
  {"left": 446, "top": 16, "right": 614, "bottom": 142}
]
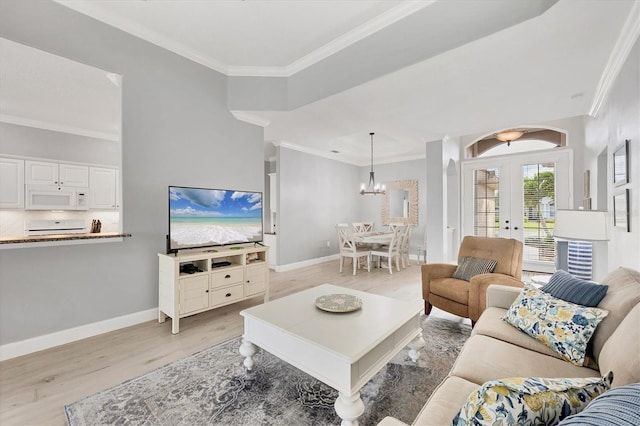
[
  {"left": 473, "top": 168, "right": 501, "bottom": 238},
  {"left": 522, "top": 162, "right": 556, "bottom": 264}
]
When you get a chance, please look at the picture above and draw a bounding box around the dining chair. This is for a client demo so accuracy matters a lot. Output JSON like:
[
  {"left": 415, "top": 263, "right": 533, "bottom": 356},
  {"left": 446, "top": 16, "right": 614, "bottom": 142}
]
[
  {"left": 400, "top": 226, "right": 412, "bottom": 268},
  {"left": 370, "top": 228, "right": 402, "bottom": 274},
  {"left": 362, "top": 222, "right": 374, "bottom": 232},
  {"left": 416, "top": 227, "right": 427, "bottom": 263},
  {"left": 336, "top": 225, "right": 371, "bottom": 275},
  {"left": 352, "top": 223, "right": 365, "bottom": 233}
]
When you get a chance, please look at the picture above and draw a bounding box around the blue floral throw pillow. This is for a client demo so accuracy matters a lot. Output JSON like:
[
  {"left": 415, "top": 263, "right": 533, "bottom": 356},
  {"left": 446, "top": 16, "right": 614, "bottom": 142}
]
[
  {"left": 502, "top": 285, "right": 609, "bottom": 366},
  {"left": 452, "top": 372, "right": 613, "bottom": 426}
]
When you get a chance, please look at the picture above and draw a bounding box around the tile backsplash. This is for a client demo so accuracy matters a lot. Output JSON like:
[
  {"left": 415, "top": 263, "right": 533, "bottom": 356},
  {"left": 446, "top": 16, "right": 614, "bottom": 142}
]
[{"left": 0, "top": 210, "right": 120, "bottom": 238}]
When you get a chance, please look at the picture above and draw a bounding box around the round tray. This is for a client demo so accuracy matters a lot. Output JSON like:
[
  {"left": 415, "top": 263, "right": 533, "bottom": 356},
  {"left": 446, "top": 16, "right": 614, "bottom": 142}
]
[{"left": 315, "top": 294, "right": 362, "bottom": 313}]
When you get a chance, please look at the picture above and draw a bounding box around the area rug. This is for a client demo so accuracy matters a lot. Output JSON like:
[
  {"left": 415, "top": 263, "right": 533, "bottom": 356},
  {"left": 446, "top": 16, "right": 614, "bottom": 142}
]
[{"left": 65, "top": 316, "right": 471, "bottom": 426}]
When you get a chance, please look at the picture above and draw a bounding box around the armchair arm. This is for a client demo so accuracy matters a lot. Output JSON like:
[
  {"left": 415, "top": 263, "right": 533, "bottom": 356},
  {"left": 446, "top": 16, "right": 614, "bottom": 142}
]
[
  {"left": 486, "top": 285, "right": 523, "bottom": 310},
  {"left": 421, "top": 263, "right": 458, "bottom": 300},
  {"left": 468, "top": 273, "right": 524, "bottom": 322}
]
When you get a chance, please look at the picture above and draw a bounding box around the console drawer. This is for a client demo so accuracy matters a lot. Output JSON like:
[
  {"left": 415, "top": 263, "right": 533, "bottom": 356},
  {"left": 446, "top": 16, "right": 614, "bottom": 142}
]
[
  {"left": 210, "top": 283, "right": 244, "bottom": 307},
  {"left": 210, "top": 267, "right": 244, "bottom": 289}
]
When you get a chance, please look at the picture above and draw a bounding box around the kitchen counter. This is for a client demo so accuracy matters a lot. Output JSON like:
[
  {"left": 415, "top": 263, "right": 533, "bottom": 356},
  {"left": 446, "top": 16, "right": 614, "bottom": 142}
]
[{"left": 0, "top": 232, "right": 132, "bottom": 248}]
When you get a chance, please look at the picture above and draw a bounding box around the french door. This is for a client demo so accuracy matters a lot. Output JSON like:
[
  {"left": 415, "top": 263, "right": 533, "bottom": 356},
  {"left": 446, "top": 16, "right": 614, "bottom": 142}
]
[{"left": 461, "top": 149, "right": 572, "bottom": 272}]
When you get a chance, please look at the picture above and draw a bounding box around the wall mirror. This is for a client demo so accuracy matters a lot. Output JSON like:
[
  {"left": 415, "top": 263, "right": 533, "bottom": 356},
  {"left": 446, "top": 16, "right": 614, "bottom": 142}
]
[
  {"left": 0, "top": 37, "right": 122, "bottom": 238},
  {"left": 381, "top": 179, "right": 418, "bottom": 226}
]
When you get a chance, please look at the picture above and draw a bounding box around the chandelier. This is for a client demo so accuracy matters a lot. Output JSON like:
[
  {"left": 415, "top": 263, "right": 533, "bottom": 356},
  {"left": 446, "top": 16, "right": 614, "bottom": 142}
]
[
  {"left": 360, "top": 132, "right": 386, "bottom": 195},
  {"left": 495, "top": 130, "right": 524, "bottom": 146}
]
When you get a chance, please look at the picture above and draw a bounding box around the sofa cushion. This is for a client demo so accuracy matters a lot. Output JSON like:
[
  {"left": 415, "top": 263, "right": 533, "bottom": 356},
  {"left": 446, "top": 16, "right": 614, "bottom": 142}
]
[
  {"left": 591, "top": 267, "right": 640, "bottom": 363},
  {"left": 558, "top": 382, "right": 640, "bottom": 425},
  {"left": 452, "top": 256, "right": 497, "bottom": 281},
  {"left": 473, "top": 307, "right": 564, "bottom": 360},
  {"left": 452, "top": 373, "right": 613, "bottom": 426},
  {"left": 502, "top": 285, "right": 608, "bottom": 365},
  {"left": 541, "top": 270, "right": 608, "bottom": 307},
  {"left": 412, "top": 376, "right": 480, "bottom": 426},
  {"left": 598, "top": 304, "right": 640, "bottom": 387},
  {"left": 450, "top": 335, "right": 600, "bottom": 385}
]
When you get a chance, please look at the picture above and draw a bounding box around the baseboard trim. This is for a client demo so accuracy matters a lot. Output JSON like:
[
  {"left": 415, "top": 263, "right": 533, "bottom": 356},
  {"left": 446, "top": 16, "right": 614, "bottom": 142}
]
[
  {"left": 0, "top": 308, "right": 157, "bottom": 361},
  {"left": 275, "top": 254, "right": 340, "bottom": 272}
]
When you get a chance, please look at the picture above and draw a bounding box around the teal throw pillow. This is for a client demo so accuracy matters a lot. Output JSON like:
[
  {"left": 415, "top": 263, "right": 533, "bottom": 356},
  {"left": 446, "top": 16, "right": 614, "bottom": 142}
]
[
  {"left": 558, "top": 382, "right": 640, "bottom": 425},
  {"left": 541, "top": 270, "right": 608, "bottom": 307},
  {"left": 502, "top": 285, "right": 609, "bottom": 366},
  {"left": 452, "top": 257, "right": 497, "bottom": 281},
  {"left": 452, "top": 372, "right": 613, "bottom": 426}
]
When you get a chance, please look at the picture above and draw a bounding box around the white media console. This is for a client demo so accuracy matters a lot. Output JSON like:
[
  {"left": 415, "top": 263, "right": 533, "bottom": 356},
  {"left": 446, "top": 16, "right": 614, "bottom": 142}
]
[{"left": 158, "top": 244, "right": 269, "bottom": 333}]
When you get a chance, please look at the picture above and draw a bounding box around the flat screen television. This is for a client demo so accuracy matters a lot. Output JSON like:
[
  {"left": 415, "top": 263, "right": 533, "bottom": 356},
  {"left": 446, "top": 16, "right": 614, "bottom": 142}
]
[{"left": 168, "top": 186, "right": 263, "bottom": 253}]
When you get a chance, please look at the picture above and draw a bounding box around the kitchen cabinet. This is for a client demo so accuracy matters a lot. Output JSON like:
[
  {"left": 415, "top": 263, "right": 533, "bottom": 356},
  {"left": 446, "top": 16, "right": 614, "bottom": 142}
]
[
  {"left": 0, "top": 157, "right": 25, "bottom": 208},
  {"left": 25, "top": 160, "right": 89, "bottom": 187},
  {"left": 89, "top": 167, "right": 119, "bottom": 209}
]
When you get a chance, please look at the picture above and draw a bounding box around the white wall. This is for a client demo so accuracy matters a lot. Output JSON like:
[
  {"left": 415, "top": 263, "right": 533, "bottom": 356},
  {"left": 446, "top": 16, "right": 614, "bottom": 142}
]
[{"left": 584, "top": 39, "right": 639, "bottom": 272}]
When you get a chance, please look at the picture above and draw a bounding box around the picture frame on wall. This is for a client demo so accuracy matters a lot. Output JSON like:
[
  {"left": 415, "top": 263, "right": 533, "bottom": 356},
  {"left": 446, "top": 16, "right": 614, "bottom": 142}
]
[
  {"left": 613, "top": 189, "right": 630, "bottom": 232},
  {"left": 613, "top": 139, "right": 629, "bottom": 186}
]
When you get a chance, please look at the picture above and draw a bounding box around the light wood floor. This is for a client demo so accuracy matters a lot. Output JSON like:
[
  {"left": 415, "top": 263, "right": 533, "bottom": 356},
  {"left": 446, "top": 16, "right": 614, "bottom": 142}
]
[{"left": 0, "top": 259, "right": 469, "bottom": 426}]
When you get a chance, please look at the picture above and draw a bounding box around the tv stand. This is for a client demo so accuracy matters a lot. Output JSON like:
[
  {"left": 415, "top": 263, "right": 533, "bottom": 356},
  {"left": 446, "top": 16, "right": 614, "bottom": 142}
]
[{"left": 157, "top": 245, "right": 269, "bottom": 333}]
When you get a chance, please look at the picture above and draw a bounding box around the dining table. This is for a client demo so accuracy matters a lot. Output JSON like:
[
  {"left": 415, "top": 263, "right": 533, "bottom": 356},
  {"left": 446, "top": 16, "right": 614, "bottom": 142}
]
[{"left": 353, "top": 231, "right": 394, "bottom": 245}]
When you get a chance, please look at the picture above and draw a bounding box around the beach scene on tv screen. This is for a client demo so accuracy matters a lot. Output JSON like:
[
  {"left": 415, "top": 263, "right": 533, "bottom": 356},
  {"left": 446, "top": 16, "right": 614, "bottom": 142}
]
[{"left": 170, "top": 187, "right": 262, "bottom": 249}]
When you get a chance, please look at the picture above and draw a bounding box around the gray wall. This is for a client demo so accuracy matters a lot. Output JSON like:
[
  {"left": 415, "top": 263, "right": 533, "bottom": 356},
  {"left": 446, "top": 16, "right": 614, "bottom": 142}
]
[
  {"left": 0, "top": 1, "right": 263, "bottom": 345},
  {"left": 277, "top": 146, "right": 360, "bottom": 265},
  {"left": 358, "top": 158, "right": 428, "bottom": 254},
  {"left": 584, "top": 39, "right": 640, "bottom": 272}
]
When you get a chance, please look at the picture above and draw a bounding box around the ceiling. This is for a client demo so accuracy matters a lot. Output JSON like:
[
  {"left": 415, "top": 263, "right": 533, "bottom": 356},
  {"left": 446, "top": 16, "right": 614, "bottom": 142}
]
[
  {"left": 0, "top": 37, "right": 122, "bottom": 141},
  {"left": 12, "top": 1, "right": 640, "bottom": 165}
]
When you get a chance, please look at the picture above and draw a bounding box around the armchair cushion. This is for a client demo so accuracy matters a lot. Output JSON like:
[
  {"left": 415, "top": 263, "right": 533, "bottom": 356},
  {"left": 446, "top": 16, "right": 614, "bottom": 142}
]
[
  {"left": 541, "top": 270, "right": 608, "bottom": 307},
  {"left": 502, "top": 285, "right": 609, "bottom": 366},
  {"left": 452, "top": 256, "right": 497, "bottom": 281}
]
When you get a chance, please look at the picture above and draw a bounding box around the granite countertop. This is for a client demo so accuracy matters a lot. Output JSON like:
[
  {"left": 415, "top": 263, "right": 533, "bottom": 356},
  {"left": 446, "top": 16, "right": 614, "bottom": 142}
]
[{"left": 0, "top": 232, "right": 132, "bottom": 244}]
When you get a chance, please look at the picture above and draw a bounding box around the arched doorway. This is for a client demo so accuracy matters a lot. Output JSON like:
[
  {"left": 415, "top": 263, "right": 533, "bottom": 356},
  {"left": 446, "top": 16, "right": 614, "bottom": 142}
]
[{"left": 461, "top": 128, "right": 571, "bottom": 272}]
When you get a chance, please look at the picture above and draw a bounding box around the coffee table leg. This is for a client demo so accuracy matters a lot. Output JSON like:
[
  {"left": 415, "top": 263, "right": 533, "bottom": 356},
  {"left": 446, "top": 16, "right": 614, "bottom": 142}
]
[
  {"left": 334, "top": 391, "right": 365, "bottom": 426},
  {"left": 408, "top": 332, "right": 425, "bottom": 362},
  {"left": 239, "top": 336, "right": 257, "bottom": 370}
]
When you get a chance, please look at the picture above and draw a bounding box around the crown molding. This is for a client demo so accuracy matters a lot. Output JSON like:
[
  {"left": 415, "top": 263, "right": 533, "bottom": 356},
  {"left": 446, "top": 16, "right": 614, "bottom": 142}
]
[
  {"left": 275, "top": 140, "right": 425, "bottom": 167},
  {"left": 0, "top": 114, "right": 120, "bottom": 142},
  {"left": 55, "top": 0, "right": 432, "bottom": 78},
  {"left": 588, "top": 0, "right": 640, "bottom": 117},
  {"left": 54, "top": 0, "right": 230, "bottom": 75},
  {"left": 229, "top": 0, "right": 435, "bottom": 77},
  {"left": 230, "top": 111, "right": 271, "bottom": 128}
]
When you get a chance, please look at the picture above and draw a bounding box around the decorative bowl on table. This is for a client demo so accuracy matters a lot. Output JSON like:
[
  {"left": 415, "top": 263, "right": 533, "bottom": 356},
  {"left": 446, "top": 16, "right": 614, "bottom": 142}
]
[{"left": 315, "top": 294, "right": 363, "bottom": 313}]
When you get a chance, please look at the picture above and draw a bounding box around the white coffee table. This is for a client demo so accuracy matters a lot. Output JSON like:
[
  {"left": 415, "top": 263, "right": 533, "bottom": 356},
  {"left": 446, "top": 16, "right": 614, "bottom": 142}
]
[{"left": 239, "top": 284, "right": 425, "bottom": 426}]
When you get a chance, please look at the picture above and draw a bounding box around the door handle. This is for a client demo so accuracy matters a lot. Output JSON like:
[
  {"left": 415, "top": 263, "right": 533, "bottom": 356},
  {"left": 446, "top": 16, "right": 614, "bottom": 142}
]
[
  {"left": 504, "top": 226, "right": 510, "bottom": 230},
  {"left": 514, "top": 226, "right": 519, "bottom": 230}
]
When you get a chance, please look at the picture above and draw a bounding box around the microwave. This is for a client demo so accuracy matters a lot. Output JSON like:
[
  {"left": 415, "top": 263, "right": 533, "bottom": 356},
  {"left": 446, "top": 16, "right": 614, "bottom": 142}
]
[{"left": 25, "top": 185, "right": 89, "bottom": 210}]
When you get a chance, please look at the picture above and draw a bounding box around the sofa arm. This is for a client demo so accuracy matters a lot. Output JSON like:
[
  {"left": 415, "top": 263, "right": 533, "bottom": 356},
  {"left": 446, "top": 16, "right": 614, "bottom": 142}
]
[
  {"left": 377, "top": 417, "right": 410, "bottom": 426},
  {"left": 468, "top": 274, "right": 524, "bottom": 321},
  {"left": 486, "top": 284, "right": 523, "bottom": 309},
  {"left": 421, "top": 263, "right": 458, "bottom": 299}
]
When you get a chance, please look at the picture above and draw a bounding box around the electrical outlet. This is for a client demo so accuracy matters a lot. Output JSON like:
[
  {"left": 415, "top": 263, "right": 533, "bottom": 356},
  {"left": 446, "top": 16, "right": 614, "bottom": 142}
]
[{"left": 326, "top": 240, "right": 331, "bottom": 247}]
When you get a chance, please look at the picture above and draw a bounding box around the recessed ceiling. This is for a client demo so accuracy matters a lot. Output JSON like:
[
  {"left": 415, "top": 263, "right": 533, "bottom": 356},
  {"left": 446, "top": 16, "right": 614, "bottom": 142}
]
[
  {"left": 42, "top": 0, "right": 640, "bottom": 165},
  {"left": 55, "top": 0, "right": 429, "bottom": 76}
]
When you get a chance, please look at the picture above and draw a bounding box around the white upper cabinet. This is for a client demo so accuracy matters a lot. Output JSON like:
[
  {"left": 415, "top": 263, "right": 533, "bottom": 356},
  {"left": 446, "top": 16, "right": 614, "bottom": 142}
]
[
  {"left": 89, "top": 166, "right": 119, "bottom": 209},
  {"left": 59, "top": 164, "right": 89, "bottom": 187},
  {"left": 25, "top": 160, "right": 89, "bottom": 187},
  {"left": 0, "top": 157, "right": 25, "bottom": 208}
]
